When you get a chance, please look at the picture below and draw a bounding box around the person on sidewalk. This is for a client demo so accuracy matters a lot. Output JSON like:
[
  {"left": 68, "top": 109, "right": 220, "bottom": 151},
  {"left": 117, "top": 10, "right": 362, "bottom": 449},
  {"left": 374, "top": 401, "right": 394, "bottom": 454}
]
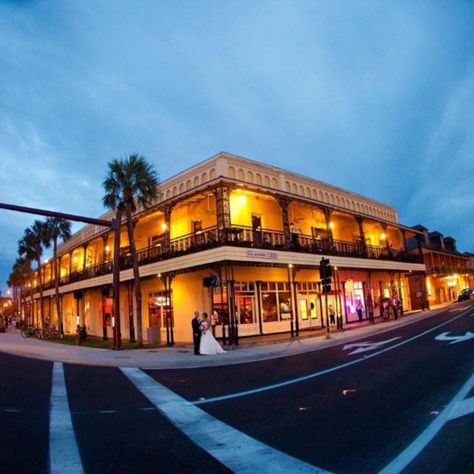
[
  {"left": 356, "top": 300, "right": 364, "bottom": 322},
  {"left": 191, "top": 311, "right": 201, "bottom": 355},
  {"left": 328, "top": 304, "right": 335, "bottom": 325},
  {"left": 199, "top": 313, "right": 226, "bottom": 355}
]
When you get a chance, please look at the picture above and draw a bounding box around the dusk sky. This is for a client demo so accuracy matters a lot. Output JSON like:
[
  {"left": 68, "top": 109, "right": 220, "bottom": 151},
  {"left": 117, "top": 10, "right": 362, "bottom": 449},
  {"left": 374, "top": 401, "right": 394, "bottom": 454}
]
[{"left": 0, "top": 0, "right": 473, "bottom": 294}]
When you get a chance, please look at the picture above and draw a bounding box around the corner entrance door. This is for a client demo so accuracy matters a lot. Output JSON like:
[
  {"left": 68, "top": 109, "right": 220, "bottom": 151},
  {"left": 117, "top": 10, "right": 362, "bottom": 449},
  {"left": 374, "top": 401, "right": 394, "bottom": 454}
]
[
  {"left": 297, "top": 295, "right": 318, "bottom": 330},
  {"left": 236, "top": 294, "right": 259, "bottom": 336}
]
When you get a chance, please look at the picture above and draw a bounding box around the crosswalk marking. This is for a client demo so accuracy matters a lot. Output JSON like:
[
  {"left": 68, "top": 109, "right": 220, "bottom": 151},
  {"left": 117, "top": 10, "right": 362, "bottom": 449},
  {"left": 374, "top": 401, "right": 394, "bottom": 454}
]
[
  {"left": 49, "top": 362, "right": 84, "bottom": 474},
  {"left": 120, "top": 367, "right": 328, "bottom": 473}
]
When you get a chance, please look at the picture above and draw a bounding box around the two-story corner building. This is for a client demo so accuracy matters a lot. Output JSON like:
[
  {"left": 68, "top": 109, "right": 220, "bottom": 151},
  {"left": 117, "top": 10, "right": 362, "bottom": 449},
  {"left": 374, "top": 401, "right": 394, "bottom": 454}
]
[
  {"left": 26, "top": 152, "right": 426, "bottom": 343},
  {"left": 407, "top": 225, "right": 472, "bottom": 306}
]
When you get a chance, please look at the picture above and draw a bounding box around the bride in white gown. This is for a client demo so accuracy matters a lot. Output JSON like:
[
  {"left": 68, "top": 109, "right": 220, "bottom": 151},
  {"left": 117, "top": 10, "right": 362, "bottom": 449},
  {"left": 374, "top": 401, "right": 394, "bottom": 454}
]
[{"left": 199, "top": 313, "right": 226, "bottom": 355}]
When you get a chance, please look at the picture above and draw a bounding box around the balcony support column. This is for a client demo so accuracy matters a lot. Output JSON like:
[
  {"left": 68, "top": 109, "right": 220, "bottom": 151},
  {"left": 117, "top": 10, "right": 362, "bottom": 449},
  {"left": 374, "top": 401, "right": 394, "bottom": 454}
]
[
  {"left": 213, "top": 185, "right": 231, "bottom": 244},
  {"left": 277, "top": 196, "right": 292, "bottom": 249},
  {"left": 102, "top": 234, "right": 109, "bottom": 263},
  {"left": 356, "top": 216, "right": 368, "bottom": 256},
  {"left": 401, "top": 230, "right": 408, "bottom": 252},
  {"left": 82, "top": 243, "right": 88, "bottom": 271},
  {"left": 163, "top": 205, "right": 174, "bottom": 253},
  {"left": 322, "top": 207, "right": 334, "bottom": 247},
  {"left": 68, "top": 252, "right": 73, "bottom": 275}
]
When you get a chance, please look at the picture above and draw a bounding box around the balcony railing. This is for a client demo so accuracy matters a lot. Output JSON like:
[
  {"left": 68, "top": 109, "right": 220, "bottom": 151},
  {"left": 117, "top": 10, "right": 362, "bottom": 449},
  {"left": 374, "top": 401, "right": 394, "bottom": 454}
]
[
  {"left": 33, "top": 225, "right": 423, "bottom": 290},
  {"left": 426, "top": 264, "right": 473, "bottom": 275}
]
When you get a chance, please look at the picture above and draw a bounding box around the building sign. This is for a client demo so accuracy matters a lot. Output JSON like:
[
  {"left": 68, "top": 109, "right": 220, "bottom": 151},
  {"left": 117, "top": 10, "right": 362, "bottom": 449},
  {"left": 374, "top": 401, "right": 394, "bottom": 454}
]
[{"left": 246, "top": 250, "right": 278, "bottom": 260}]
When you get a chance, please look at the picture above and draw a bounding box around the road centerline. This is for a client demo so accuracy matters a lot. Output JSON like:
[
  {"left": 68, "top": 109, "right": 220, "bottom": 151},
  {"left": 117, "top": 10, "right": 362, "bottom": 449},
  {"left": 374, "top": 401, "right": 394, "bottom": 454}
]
[
  {"left": 193, "top": 309, "right": 472, "bottom": 405},
  {"left": 120, "top": 366, "right": 329, "bottom": 473}
]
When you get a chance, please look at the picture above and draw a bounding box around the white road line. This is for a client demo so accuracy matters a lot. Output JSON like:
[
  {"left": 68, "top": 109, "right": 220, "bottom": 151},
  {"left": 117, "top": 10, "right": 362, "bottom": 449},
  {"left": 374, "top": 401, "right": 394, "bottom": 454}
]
[
  {"left": 120, "top": 367, "right": 328, "bottom": 473},
  {"left": 379, "top": 371, "right": 474, "bottom": 474},
  {"left": 49, "top": 362, "right": 84, "bottom": 474},
  {"left": 194, "top": 309, "right": 472, "bottom": 405},
  {"left": 448, "top": 396, "right": 474, "bottom": 421}
]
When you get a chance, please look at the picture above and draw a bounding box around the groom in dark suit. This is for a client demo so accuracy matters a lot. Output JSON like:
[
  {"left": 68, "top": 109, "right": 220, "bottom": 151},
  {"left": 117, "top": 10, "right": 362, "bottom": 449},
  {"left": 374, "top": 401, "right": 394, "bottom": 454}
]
[{"left": 192, "top": 311, "right": 201, "bottom": 355}]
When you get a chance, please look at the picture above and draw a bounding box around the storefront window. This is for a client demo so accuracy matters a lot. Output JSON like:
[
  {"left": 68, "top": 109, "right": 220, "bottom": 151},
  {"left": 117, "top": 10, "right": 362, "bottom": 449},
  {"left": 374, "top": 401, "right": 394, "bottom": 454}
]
[
  {"left": 262, "top": 292, "right": 278, "bottom": 322},
  {"left": 148, "top": 292, "right": 172, "bottom": 328}
]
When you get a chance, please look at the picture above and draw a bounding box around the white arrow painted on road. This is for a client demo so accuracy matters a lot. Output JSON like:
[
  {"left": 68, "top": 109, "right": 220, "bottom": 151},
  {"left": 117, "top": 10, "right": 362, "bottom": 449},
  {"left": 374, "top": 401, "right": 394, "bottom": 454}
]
[
  {"left": 343, "top": 337, "right": 401, "bottom": 355},
  {"left": 435, "top": 331, "right": 474, "bottom": 344}
]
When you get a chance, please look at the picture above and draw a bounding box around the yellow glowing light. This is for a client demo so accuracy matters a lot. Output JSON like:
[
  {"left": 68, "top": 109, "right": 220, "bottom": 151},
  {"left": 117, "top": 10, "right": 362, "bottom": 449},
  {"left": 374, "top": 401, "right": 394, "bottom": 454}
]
[
  {"left": 329, "top": 222, "right": 335, "bottom": 229},
  {"left": 73, "top": 256, "right": 78, "bottom": 263},
  {"left": 288, "top": 263, "right": 293, "bottom": 268},
  {"left": 105, "top": 245, "right": 110, "bottom": 252},
  {"left": 380, "top": 233, "right": 387, "bottom": 240},
  {"left": 161, "top": 222, "right": 168, "bottom": 232},
  {"left": 238, "top": 195, "right": 247, "bottom": 206}
]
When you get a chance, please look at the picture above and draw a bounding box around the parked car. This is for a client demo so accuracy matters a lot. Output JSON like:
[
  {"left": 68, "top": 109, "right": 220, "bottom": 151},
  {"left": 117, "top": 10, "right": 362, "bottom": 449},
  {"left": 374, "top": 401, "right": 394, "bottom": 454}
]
[{"left": 457, "top": 288, "right": 473, "bottom": 302}]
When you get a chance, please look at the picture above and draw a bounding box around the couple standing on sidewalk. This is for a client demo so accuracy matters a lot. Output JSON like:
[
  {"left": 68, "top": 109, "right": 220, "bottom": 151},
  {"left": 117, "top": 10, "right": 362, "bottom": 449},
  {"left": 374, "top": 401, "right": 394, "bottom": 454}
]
[{"left": 192, "top": 311, "right": 226, "bottom": 356}]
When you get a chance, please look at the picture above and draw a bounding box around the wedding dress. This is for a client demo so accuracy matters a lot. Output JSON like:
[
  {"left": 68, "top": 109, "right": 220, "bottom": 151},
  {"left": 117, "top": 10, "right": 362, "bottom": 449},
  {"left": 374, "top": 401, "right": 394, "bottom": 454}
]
[{"left": 199, "top": 321, "right": 226, "bottom": 355}]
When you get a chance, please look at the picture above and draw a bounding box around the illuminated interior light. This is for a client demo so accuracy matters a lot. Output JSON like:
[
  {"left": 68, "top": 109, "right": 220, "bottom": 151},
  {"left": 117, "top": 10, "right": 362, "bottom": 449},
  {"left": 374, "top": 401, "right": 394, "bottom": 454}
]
[
  {"left": 329, "top": 222, "right": 335, "bottom": 229},
  {"left": 238, "top": 195, "right": 247, "bottom": 206},
  {"left": 380, "top": 233, "right": 387, "bottom": 240},
  {"left": 105, "top": 245, "right": 110, "bottom": 252},
  {"left": 161, "top": 222, "right": 168, "bottom": 232}
]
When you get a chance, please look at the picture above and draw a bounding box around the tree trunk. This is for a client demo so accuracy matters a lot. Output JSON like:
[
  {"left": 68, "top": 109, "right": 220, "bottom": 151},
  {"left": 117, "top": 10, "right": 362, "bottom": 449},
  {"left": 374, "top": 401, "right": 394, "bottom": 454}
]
[
  {"left": 126, "top": 205, "right": 143, "bottom": 346},
  {"left": 53, "top": 238, "right": 63, "bottom": 337}
]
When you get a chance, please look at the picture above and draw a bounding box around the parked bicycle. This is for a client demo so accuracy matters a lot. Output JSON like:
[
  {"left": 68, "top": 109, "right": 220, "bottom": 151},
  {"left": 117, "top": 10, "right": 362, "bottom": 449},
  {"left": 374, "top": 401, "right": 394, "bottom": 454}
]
[
  {"left": 20, "top": 325, "right": 42, "bottom": 338},
  {"left": 40, "top": 325, "right": 59, "bottom": 340}
]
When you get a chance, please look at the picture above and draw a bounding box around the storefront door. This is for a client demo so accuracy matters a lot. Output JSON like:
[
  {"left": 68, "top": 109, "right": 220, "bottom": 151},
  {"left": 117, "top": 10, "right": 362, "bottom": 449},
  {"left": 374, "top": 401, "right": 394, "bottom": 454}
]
[
  {"left": 297, "top": 295, "right": 318, "bottom": 329},
  {"left": 236, "top": 294, "right": 259, "bottom": 336}
]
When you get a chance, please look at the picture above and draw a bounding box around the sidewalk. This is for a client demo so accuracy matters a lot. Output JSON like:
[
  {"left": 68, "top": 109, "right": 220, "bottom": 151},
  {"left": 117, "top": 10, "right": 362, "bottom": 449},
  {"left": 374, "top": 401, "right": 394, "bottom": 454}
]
[{"left": 0, "top": 303, "right": 455, "bottom": 369}]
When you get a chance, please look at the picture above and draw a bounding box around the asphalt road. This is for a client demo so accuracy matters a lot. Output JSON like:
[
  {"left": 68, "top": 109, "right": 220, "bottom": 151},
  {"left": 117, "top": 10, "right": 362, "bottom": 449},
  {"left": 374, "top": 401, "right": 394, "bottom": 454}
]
[{"left": 0, "top": 301, "right": 473, "bottom": 473}]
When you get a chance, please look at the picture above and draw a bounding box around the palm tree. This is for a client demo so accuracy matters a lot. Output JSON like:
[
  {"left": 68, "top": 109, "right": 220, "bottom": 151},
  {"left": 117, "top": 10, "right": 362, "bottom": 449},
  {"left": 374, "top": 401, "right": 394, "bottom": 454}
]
[
  {"left": 18, "top": 220, "right": 49, "bottom": 326},
  {"left": 43, "top": 217, "right": 72, "bottom": 337},
  {"left": 18, "top": 230, "right": 37, "bottom": 323},
  {"left": 8, "top": 257, "right": 31, "bottom": 321},
  {"left": 103, "top": 154, "right": 159, "bottom": 346}
]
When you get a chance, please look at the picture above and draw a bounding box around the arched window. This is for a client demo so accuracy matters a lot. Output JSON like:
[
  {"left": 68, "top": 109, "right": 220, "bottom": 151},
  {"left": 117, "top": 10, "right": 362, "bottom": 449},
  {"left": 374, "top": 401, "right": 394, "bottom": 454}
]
[
  {"left": 229, "top": 166, "right": 236, "bottom": 179},
  {"left": 238, "top": 168, "right": 245, "bottom": 180},
  {"left": 256, "top": 173, "right": 262, "bottom": 185},
  {"left": 247, "top": 170, "right": 254, "bottom": 183},
  {"left": 264, "top": 175, "right": 270, "bottom": 187},
  {"left": 210, "top": 168, "right": 216, "bottom": 179},
  {"left": 201, "top": 172, "right": 208, "bottom": 182}
]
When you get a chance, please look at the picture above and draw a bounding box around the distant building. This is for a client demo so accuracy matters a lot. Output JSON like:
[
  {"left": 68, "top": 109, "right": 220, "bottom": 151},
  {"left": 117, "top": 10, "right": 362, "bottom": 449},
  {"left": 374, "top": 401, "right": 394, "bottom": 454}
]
[{"left": 407, "top": 225, "right": 473, "bottom": 305}]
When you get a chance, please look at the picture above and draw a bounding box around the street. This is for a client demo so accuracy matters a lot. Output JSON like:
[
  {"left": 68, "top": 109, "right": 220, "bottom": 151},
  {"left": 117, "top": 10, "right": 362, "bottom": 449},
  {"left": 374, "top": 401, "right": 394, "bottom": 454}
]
[{"left": 1, "top": 302, "right": 473, "bottom": 473}]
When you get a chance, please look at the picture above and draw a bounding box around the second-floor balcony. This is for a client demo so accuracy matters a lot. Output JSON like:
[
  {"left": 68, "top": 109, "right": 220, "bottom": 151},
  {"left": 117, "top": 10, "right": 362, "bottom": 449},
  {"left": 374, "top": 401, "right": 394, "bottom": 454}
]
[
  {"left": 425, "top": 264, "right": 473, "bottom": 275},
  {"left": 38, "top": 224, "right": 423, "bottom": 291}
]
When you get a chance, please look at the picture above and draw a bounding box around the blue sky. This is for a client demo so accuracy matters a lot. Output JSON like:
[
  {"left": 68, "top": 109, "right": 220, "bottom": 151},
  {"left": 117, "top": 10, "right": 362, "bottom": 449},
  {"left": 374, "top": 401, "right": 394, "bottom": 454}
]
[{"left": 0, "top": 0, "right": 473, "bottom": 293}]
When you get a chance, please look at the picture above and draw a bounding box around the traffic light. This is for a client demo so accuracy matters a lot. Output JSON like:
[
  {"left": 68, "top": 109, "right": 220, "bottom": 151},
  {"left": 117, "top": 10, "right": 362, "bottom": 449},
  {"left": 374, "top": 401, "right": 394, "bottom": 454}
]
[{"left": 320, "top": 258, "right": 332, "bottom": 293}]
